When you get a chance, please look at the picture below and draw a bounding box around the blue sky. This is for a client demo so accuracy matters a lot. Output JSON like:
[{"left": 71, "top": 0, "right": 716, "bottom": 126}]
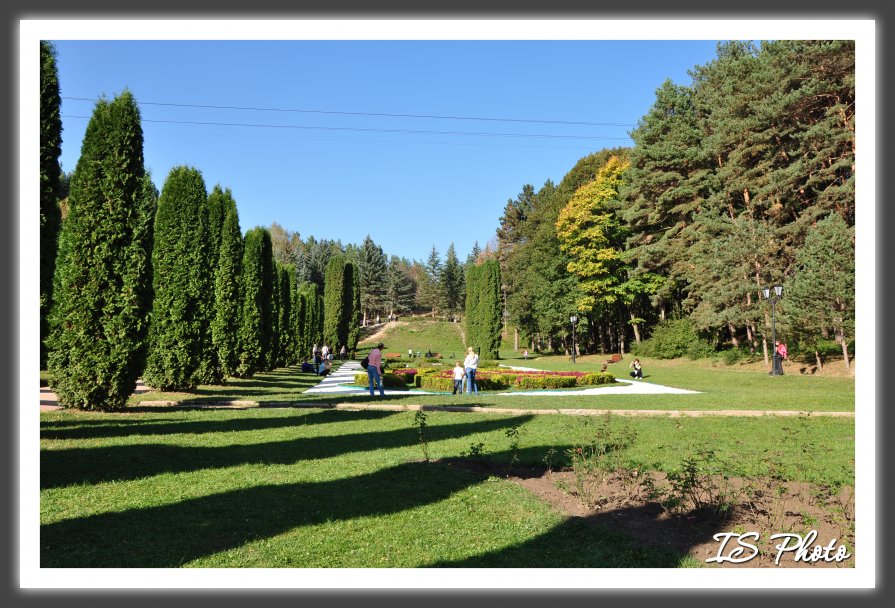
[{"left": 53, "top": 39, "right": 722, "bottom": 262}]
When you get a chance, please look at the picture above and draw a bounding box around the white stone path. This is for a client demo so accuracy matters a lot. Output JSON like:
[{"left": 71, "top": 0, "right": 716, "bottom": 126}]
[
  {"left": 303, "top": 360, "right": 434, "bottom": 396},
  {"left": 305, "top": 361, "right": 700, "bottom": 397}
]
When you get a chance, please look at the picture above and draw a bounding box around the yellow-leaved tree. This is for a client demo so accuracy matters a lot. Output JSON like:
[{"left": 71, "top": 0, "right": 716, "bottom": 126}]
[{"left": 555, "top": 154, "right": 630, "bottom": 314}]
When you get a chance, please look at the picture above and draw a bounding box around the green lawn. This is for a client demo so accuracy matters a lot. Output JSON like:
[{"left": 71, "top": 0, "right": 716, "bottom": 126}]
[
  {"left": 130, "top": 355, "right": 854, "bottom": 413},
  {"left": 358, "top": 315, "right": 466, "bottom": 358},
  {"left": 40, "top": 406, "right": 853, "bottom": 567}
]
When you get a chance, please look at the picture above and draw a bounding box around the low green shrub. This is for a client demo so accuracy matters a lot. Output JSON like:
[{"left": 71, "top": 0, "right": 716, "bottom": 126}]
[
  {"left": 578, "top": 372, "right": 615, "bottom": 386},
  {"left": 515, "top": 375, "right": 577, "bottom": 389},
  {"left": 352, "top": 372, "right": 411, "bottom": 388},
  {"left": 634, "top": 319, "right": 714, "bottom": 360}
]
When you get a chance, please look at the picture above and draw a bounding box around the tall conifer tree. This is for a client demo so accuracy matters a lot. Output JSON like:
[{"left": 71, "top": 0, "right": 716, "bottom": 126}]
[
  {"left": 41, "top": 41, "right": 63, "bottom": 366},
  {"left": 47, "top": 91, "right": 156, "bottom": 410},
  {"left": 143, "top": 166, "right": 218, "bottom": 389},
  {"left": 212, "top": 202, "right": 243, "bottom": 377}
]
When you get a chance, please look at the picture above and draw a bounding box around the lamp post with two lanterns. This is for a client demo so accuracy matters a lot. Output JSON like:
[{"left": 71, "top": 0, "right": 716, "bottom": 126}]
[{"left": 763, "top": 284, "right": 784, "bottom": 376}]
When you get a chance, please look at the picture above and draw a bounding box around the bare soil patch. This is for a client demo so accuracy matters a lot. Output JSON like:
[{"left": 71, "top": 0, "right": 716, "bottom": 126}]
[{"left": 441, "top": 458, "right": 855, "bottom": 568}]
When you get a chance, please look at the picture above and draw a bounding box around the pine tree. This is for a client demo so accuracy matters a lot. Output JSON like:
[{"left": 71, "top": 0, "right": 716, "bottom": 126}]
[
  {"left": 236, "top": 227, "right": 275, "bottom": 377},
  {"left": 418, "top": 245, "right": 443, "bottom": 315},
  {"left": 784, "top": 213, "right": 855, "bottom": 368},
  {"left": 143, "top": 166, "right": 219, "bottom": 389},
  {"left": 212, "top": 201, "right": 242, "bottom": 377},
  {"left": 385, "top": 255, "right": 417, "bottom": 315},
  {"left": 441, "top": 243, "right": 463, "bottom": 318},
  {"left": 40, "top": 41, "right": 63, "bottom": 367},
  {"left": 47, "top": 91, "right": 156, "bottom": 410},
  {"left": 357, "top": 235, "right": 388, "bottom": 324}
]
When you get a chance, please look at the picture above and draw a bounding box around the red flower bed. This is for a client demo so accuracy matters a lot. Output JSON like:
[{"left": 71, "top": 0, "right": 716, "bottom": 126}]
[{"left": 389, "top": 368, "right": 418, "bottom": 376}]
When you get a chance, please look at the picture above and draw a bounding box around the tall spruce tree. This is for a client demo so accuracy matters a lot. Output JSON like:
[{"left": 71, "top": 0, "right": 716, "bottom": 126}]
[
  {"left": 441, "top": 243, "right": 464, "bottom": 318},
  {"left": 385, "top": 255, "right": 416, "bottom": 315},
  {"left": 419, "top": 245, "right": 443, "bottom": 315},
  {"left": 41, "top": 41, "right": 63, "bottom": 367},
  {"left": 236, "top": 227, "right": 275, "bottom": 377},
  {"left": 47, "top": 91, "right": 156, "bottom": 410},
  {"left": 358, "top": 235, "right": 388, "bottom": 324},
  {"left": 143, "top": 166, "right": 219, "bottom": 389},
  {"left": 212, "top": 202, "right": 243, "bottom": 377}
]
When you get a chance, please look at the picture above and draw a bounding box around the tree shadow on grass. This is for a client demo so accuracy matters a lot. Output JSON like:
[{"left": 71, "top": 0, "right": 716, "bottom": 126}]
[
  {"left": 40, "top": 460, "right": 485, "bottom": 568},
  {"left": 40, "top": 409, "right": 400, "bottom": 441},
  {"left": 428, "top": 502, "right": 721, "bottom": 568},
  {"left": 40, "top": 415, "right": 534, "bottom": 489}
]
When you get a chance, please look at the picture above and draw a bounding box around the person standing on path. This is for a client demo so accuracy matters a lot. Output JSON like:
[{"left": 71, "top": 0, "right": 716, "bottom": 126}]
[
  {"left": 464, "top": 347, "right": 479, "bottom": 395},
  {"left": 339, "top": 345, "right": 347, "bottom": 360},
  {"left": 367, "top": 342, "right": 386, "bottom": 397}
]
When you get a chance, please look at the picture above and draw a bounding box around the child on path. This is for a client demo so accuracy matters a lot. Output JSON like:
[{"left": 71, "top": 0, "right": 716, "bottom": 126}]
[{"left": 452, "top": 361, "right": 466, "bottom": 395}]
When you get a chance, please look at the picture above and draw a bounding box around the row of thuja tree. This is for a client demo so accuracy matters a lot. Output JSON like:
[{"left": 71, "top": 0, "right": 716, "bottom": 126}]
[
  {"left": 39, "top": 41, "right": 505, "bottom": 410},
  {"left": 42, "top": 83, "right": 341, "bottom": 409}
]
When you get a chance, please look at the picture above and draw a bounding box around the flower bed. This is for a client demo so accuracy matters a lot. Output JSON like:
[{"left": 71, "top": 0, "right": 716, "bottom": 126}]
[{"left": 417, "top": 370, "right": 615, "bottom": 391}]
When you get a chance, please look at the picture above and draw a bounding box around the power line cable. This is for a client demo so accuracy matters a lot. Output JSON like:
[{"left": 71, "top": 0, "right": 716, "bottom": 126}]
[
  {"left": 62, "top": 114, "right": 632, "bottom": 141},
  {"left": 61, "top": 96, "right": 635, "bottom": 128}
]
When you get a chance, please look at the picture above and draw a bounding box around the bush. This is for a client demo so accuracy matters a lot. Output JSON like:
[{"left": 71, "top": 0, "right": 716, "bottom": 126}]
[
  {"left": 418, "top": 376, "right": 455, "bottom": 392},
  {"left": 634, "top": 319, "right": 714, "bottom": 360},
  {"left": 578, "top": 372, "right": 615, "bottom": 386},
  {"left": 353, "top": 372, "right": 411, "bottom": 388},
  {"left": 515, "top": 375, "right": 577, "bottom": 389}
]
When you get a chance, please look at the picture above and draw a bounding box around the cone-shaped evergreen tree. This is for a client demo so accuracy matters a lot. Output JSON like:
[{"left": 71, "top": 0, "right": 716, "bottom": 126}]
[
  {"left": 275, "top": 262, "right": 292, "bottom": 367},
  {"left": 212, "top": 201, "right": 243, "bottom": 377},
  {"left": 236, "top": 227, "right": 275, "bottom": 377},
  {"left": 347, "top": 261, "right": 361, "bottom": 351},
  {"left": 41, "top": 41, "right": 63, "bottom": 367},
  {"left": 296, "top": 281, "right": 318, "bottom": 360},
  {"left": 282, "top": 264, "right": 298, "bottom": 364},
  {"left": 323, "top": 254, "right": 348, "bottom": 349},
  {"left": 47, "top": 91, "right": 155, "bottom": 410},
  {"left": 143, "top": 166, "right": 219, "bottom": 389},
  {"left": 464, "top": 259, "right": 503, "bottom": 358}
]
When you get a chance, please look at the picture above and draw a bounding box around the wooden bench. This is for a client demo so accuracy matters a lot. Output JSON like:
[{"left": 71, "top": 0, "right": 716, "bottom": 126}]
[{"left": 600, "top": 353, "right": 623, "bottom": 372}]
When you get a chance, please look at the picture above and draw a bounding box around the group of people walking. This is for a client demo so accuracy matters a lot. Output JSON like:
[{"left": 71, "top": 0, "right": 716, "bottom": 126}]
[
  {"left": 363, "top": 344, "right": 482, "bottom": 397},
  {"left": 301, "top": 343, "right": 349, "bottom": 375}
]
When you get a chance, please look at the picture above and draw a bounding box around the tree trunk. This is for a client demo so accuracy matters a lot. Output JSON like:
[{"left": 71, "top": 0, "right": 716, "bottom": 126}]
[
  {"left": 728, "top": 323, "right": 740, "bottom": 348},
  {"left": 836, "top": 328, "right": 851, "bottom": 370},
  {"left": 815, "top": 349, "right": 823, "bottom": 371},
  {"left": 514, "top": 328, "right": 519, "bottom": 351},
  {"left": 630, "top": 311, "right": 641, "bottom": 344},
  {"left": 761, "top": 310, "right": 770, "bottom": 366},
  {"left": 362, "top": 310, "right": 367, "bottom": 327}
]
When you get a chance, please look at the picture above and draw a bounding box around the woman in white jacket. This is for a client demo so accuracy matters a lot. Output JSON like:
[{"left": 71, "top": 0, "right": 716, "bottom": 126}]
[{"left": 463, "top": 347, "right": 480, "bottom": 395}]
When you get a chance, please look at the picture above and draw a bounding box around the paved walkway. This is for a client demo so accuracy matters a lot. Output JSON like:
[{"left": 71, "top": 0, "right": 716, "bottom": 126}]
[
  {"left": 303, "top": 360, "right": 433, "bottom": 396},
  {"left": 40, "top": 380, "right": 150, "bottom": 411}
]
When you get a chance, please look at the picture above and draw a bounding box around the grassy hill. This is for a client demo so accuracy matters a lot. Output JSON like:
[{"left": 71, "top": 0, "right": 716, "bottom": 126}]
[{"left": 358, "top": 316, "right": 466, "bottom": 358}]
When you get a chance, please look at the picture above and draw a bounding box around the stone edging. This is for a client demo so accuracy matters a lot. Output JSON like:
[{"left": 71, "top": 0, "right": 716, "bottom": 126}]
[{"left": 134, "top": 400, "right": 854, "bottom": 417}]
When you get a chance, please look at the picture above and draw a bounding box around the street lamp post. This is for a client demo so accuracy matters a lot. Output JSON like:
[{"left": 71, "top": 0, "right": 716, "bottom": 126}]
[
  {"left": 762, "top": 284, "right": 784, "bottom": 376},
  {"left": 570, "top": 314, "right": 578, "bottom": 363}
]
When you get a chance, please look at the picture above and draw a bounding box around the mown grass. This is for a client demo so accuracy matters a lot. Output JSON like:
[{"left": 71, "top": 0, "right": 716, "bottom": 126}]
[
  {"left": 130, "top": 356, "right": 853, "bottom": 413},
  {"left": 358, "top": 316, "right": 466, "bottom": 358},
  {"left": 40, "top": 406, "right": 854, "bottom": 567}
]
